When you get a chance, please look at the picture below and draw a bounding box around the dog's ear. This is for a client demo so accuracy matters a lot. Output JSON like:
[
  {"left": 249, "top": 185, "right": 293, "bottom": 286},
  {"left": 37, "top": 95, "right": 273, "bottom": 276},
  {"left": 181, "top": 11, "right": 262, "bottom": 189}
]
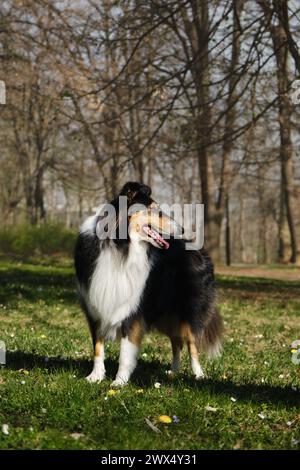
[
  {"left": 119, "top": 182, "right": 151, "bottom": 202},
  {"left": 139, "top": 184, "right": 151, "bottom": 196}
]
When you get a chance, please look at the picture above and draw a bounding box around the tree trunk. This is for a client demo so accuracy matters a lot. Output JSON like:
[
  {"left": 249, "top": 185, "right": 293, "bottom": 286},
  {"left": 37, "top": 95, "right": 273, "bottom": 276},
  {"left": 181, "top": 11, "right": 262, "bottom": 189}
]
[
  {"left": 185, "top": 0, "right": 218, "bottom": 256},
  {"left": 273, "top": 0, "right": 300, "bottom": 75},
  {"left": 25, "top": 188, "right": 36, "bottom": 225},
  {"left": 258, "top": 1, "right": 298, "bottom": 263},
  {"left": 278, "top": 173, "right": 285, "bottom": 262},
  {"left": 272, "top": 24, "right": 298, "bottom": 263},
  {"left": 225, "top": 194, "right": 231, "bottom": 266},
  {"left": 34, "top": 168, "right": 46, "bottom": 223},
  {"left": 216, "top": 0, "right": 244, "bottom": 262}
]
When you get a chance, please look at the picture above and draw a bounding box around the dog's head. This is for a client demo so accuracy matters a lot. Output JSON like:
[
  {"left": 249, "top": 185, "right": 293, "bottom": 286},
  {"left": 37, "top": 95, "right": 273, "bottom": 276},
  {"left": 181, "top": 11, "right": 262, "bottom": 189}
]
[{"left": 106, "top": 182, "right": 183, "bottom": 249}]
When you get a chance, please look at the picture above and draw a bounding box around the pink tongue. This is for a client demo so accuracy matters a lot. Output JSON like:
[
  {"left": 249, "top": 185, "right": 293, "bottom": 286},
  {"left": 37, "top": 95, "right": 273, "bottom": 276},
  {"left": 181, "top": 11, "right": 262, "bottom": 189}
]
[{"left": 143, "top": 226, "right": 169, "bottom": 249}]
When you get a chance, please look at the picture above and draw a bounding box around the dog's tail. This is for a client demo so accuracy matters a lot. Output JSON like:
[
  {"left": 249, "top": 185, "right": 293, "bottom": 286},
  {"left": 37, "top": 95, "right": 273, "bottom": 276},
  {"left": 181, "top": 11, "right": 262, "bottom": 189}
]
[{"left": 200, "top": 307, "right": 224, "bottom": 358}]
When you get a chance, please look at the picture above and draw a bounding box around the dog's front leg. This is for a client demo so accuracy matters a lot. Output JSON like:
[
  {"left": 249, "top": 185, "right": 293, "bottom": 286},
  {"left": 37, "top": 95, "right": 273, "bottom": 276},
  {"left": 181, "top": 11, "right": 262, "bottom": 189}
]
[
  {"left": 111, "top": 317, "right": 144, "bottom": 387},
  {"left": 86, "top": 336, "right": 106, "bottom": 383},
  {"left": 111, "top": 337, "right": 139, "bottom": 386}
]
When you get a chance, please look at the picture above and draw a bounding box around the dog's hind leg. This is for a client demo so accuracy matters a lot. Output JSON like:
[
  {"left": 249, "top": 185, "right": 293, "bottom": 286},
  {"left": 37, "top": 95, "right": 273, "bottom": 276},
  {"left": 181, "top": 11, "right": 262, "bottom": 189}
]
[
  {"left": 186, "top": 328, "right": 205, "bottom": 380},
  {"left": 112, "top": 317, "right": 145, "bottom": 387},
  {"left": 170, "top": 337, "right": 183, "bottom": 374}
]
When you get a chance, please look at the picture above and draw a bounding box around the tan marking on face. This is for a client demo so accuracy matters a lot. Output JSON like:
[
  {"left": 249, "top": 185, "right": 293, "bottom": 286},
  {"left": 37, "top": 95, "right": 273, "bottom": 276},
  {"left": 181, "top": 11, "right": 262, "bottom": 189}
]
[
  {"left": 128, "top": 317, "right": 145, "bottom": 346},
  {"left": 129, "top": 207, "right": 172, "bottom": 236},
  {"left": 129, "top": 211, "right": 148, "bottom": 234}
]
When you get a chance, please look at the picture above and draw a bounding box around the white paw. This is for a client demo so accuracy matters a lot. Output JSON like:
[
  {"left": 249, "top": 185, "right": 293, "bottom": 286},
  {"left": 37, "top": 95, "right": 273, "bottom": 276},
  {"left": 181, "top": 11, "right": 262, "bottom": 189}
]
[
  {"left": 195, "top": 372, "right": 205, "bottom": 380},
  {"left": 111, "top": 377, "right": 128, "bottom": 387},
  {"left": 86, "top": 371, "right": 105, "bottom": 383}
]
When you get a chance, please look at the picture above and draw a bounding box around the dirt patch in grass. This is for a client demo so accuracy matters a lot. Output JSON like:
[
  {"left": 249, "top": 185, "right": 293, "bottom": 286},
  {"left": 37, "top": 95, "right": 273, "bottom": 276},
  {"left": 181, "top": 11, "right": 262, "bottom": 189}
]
[{"left": 216, "top": 266, "right": 300, "bottom": 282}]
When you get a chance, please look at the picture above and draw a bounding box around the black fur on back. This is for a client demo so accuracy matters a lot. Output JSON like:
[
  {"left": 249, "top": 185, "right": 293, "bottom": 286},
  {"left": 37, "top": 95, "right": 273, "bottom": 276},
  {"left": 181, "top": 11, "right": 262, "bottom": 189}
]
[{"left": 142, "top": 241, "right": 216, "bottom": 330}]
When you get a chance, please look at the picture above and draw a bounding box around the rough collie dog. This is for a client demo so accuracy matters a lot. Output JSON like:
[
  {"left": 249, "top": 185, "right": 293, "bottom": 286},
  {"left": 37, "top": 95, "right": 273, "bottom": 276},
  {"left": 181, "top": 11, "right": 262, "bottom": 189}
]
[{"left": 74, "top": 182, "right": 223, "bottom": 386}]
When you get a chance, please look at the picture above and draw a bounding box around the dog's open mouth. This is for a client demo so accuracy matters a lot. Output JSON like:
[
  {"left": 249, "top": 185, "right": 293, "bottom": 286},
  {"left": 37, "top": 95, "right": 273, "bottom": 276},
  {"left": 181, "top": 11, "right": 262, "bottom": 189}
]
[{"left": 142, "top": 225, "right": 169, "bottom": 249}]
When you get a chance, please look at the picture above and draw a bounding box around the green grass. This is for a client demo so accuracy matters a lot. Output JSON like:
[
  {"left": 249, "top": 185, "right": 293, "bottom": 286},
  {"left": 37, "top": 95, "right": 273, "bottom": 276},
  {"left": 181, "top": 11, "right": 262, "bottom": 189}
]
[{"left": 0, "top": 257, "right": 299, "bottom": 450}]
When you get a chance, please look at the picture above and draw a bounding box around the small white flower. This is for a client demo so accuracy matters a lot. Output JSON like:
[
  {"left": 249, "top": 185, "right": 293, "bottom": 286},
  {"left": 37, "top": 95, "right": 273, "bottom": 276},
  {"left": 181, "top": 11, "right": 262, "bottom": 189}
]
[
  {"left": 258, "top": 413, "right": 265, "bottom": 419},
  {"left": 286, "top": 421, "right": 292, "bottom": 427},
  {"left": 279, "top": 374, "right": 284, "bottom": 379},
  {"left": 230, "top": 397, "right": 237, "bottom": 402},
  {"left": 154, "top": 382, "right": 161, "bottom": 389},
  {"left": 142, "top": 353, "right": 148, "bottom": 358},
  {"left": 2, "top": 424, "right": 9, "bottom": 435},
  {"left": 20, "top": 380, "right": 25, "bottom": 385},
  {"left": 41, "top": 408, "right": 47, "bottom": 414},
  {"left": 70, "top": 432, "right": 85, "bottom": 440},
  {"left": 205, "top": 405, "right": 217, "bottom": 412}
]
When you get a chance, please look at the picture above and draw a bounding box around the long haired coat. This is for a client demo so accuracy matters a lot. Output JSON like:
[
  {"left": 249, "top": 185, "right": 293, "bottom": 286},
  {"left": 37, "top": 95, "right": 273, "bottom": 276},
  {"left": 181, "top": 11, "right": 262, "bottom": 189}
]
[{"left": 74, "top": 182, "right": 223, "bottom": 385}]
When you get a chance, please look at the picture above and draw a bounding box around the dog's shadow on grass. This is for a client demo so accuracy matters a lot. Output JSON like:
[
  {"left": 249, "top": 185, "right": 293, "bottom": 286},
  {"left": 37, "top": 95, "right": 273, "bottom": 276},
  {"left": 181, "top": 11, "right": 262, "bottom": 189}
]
[{"left": 5, "top": 350, "right": 299, "bottom": 407}]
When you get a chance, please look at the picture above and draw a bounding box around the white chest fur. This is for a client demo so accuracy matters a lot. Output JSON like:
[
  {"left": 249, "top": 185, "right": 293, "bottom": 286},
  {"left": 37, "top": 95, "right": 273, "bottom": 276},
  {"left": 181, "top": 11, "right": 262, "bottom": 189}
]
[{"left": 85, "top": 240, "right": 150, "bottom": 339}]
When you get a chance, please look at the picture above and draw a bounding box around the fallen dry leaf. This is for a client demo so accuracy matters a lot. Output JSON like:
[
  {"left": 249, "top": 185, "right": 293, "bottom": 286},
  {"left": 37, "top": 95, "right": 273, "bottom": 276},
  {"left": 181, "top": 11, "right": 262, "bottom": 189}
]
[{"left": 145, "top": 418, "right": 161, "bottom": 434}]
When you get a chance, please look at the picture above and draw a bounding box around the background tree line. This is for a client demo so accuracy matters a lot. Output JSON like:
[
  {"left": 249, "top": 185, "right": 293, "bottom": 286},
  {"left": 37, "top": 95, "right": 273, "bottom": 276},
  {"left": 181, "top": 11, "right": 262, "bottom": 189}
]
[{"left": 0, "top": 0, "right": 300, "bottom": 264}]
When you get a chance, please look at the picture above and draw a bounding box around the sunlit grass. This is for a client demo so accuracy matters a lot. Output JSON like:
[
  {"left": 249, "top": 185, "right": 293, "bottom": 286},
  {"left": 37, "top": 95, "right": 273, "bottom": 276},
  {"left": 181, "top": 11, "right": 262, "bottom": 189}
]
[{"left": 0, "top": 258, "right": 299, "bottom": 450}]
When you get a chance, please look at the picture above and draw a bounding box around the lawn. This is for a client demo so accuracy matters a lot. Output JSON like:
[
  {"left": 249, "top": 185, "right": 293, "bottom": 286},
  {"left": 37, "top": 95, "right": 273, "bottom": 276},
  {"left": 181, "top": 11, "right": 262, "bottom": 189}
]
[{"left": 0, "top": 257, "right": 299, "bottom": 450}]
